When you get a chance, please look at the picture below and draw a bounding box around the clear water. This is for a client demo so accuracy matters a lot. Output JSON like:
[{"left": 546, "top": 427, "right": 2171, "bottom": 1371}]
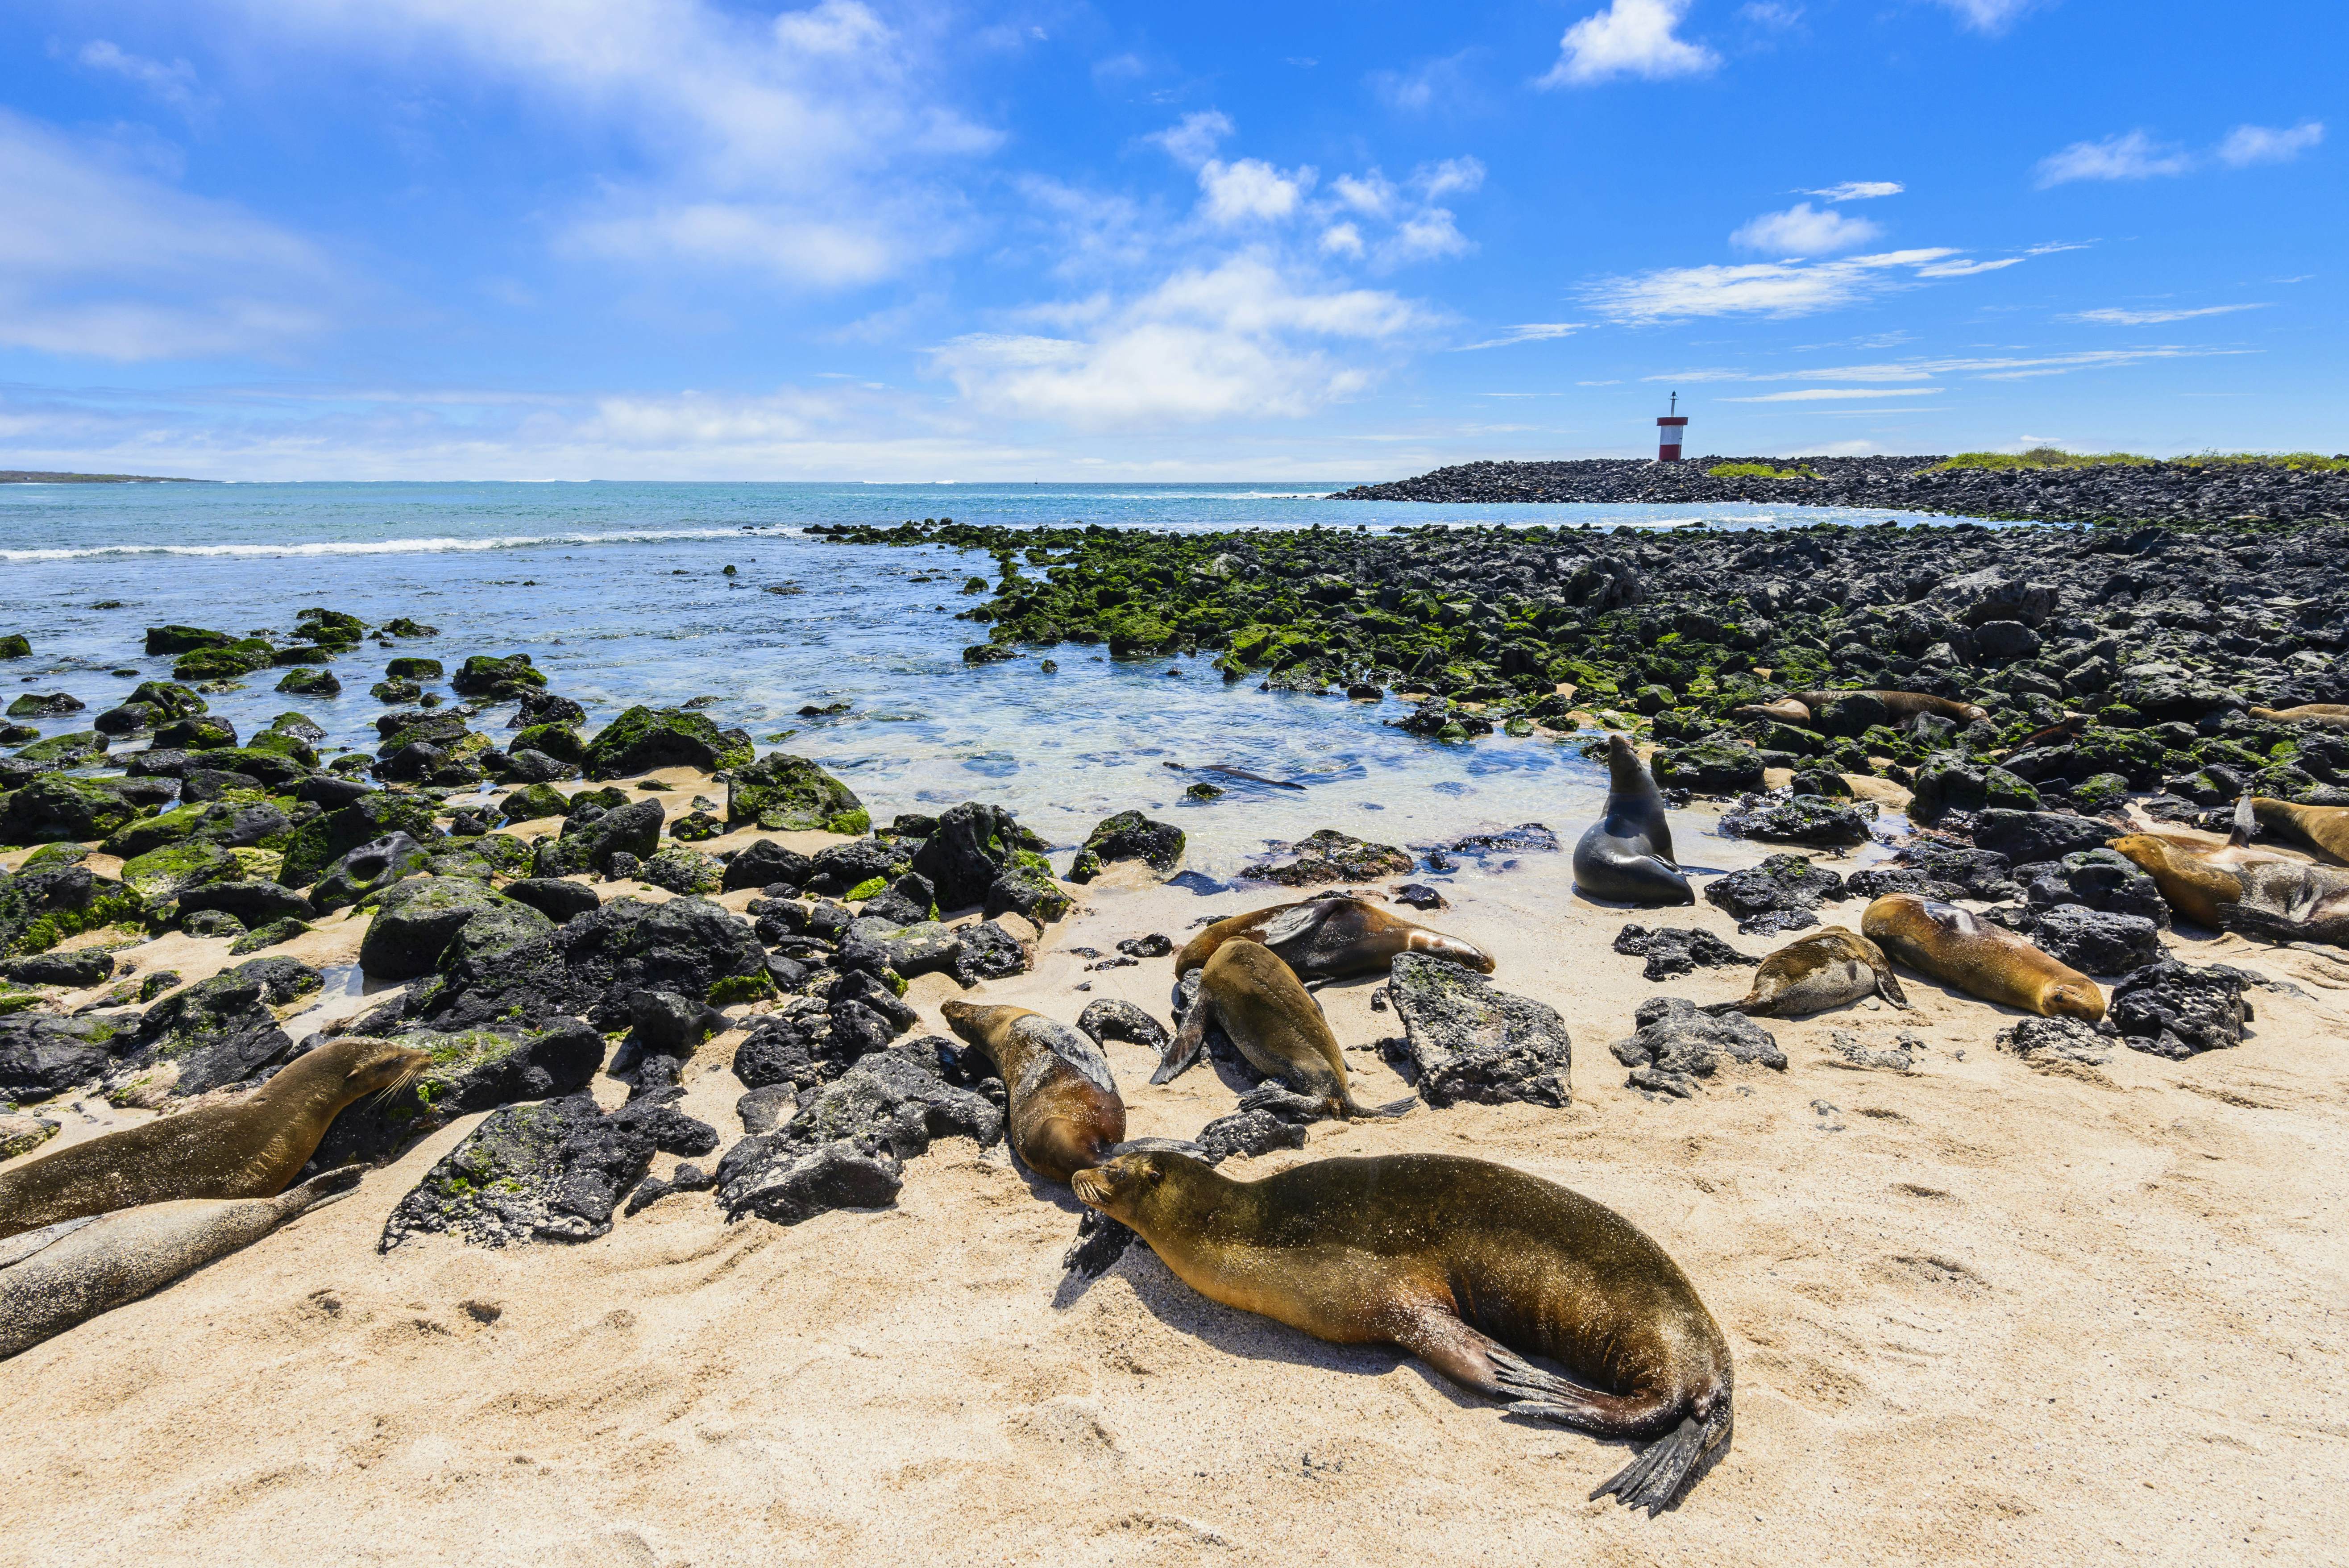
[{"left": 3, "top": 482, "right": 1964, "bottom": 875}]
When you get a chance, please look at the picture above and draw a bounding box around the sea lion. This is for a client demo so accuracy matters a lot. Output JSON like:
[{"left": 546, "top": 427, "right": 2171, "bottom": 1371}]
[
  {"left": 941, "top": 1002, "right": 1126, "bottom": 1184},
  {"left": 1152, "top": 939, "right": 1413, "bottom": 1119},
  {"left": 2251, "top": 704, "right": 2349, "bottom": 730},
  {"left": 1733, "top": 690, "right": 1988, "bottom": 728},
  {"left": 0, "top": 1037, "right": 426, "bottom": 1240},
  {"left": 2108, "top": 834, "right": 2349, "bottom": 947},
  {"left": 1573, "top": 733, "right": 1693, "bottom": 906},
  {"left": 1860, "top": 894, "right": 2105, "bottom": 1020},
  {"left": 1702, "top": 928, "right": 1909, "bottom": 1018},
  {"left": 1071, "top": 1150, "right": 1734, "bottom": 1514},
  {"left": 0, "top": 1166, "right": 361, "bottom": 1360},
  {"left": 1173, "top": 895, "right": 1494, "bottom": 979},
  {"left": 2245, "top": 797, "right": 2349, "bottom": 865}
]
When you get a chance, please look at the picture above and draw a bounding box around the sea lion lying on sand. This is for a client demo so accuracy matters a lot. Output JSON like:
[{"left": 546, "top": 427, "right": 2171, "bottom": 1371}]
[
  {"left": 1702, "top": 928, "right": 1908, "bottom": 1018},
  {"left": 1154, "top": 940, "right": 1413, "bottom": 1120},
  {"left": 0, "top": 1038, "right": 427, "bottom": 1240},
  {"left": 941, "top": 1002, "right": 1125, "bottom": 1185},
  {"left": 2245, "top": 797, "right": 2349, "bottom": 866},
  {"left": 1573, "top": 734, "right": 1693, "bottom": 907},
  {"left": 1734, "top": 690, "right": 1988, "bottom": 728},
  {"left": 0, "top": 1167, "right": 361, "bottom": 1360},
  {"left": 1072, "top": 1149, "right": 1735, "bottom": 1515},
  {"left": 1861, "top": 894, "right": 2105, "bottom": 1020},
  {"left": 1174, "top": 896, "right": 1493, "bottom": 979},
  {"left": 2108, "top": 833, "right": 2349, "bottom": 948}
]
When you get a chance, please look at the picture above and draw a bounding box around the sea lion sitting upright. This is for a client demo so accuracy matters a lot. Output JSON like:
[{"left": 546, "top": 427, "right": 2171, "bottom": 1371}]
[
  {"left": 1071, "top": 1150, "right": 1734, "bottom": 1515},
  {"left": 1153, "top": 940, "right": 1413, "bottom": 1119},
  {"left": 1573, "top": 733, "right": 1693, "bottom": 907},
  {"left": 2250, "top": 703, "right": 2349, "bottom": 730},
  {"left": 2246, "top": 797, "right": 2349, "bottom": 866},
  {"left": 0, "top": 1166, "right": 362, "bottom": 1361},
  {"left": 1860, "top": 894, "right": 2104, "bottom": 1020},
  {"left": 2108, "top": 833, "right": 2349, "bottom": 948},
  {"left": 941, "top": 1002, "right": 1125, "bottom": 1184},
  {"left": 1174, "top": 896, "right": 1494, "bottom": 980},
  {"left": 0, "top": 1037, "right": 427, "bottom": 1241},
  {"left": 1703, "top": 927, "right": 1908, "bottom": 1018}
]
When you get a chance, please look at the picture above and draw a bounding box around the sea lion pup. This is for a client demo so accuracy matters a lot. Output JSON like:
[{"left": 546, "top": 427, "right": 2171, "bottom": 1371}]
[
  {"left": 0, "top": 1166, "right": 362, "bottom": 1360},
  {"left": 1152, "top": 940, "right": 1414, "bottom": 1119},
  {"left": 2246, "top": 797, "right": 2349, "bottom": 865},
  {"left": 1173, "top": 896, "right": 1494, "bottom": 980},
  {"left": 0, "top": 1037, "right": 427, "bottom": 1241},
  {"left": 1702, "top": 928, "right": 1908, "bottom": 1018},
  {"left": 2108, "top": 834, "right": 2349, "bottom": 947},
  {"left": 1573, "top": 733, "right": 1693, "bottom": 907},
  {"left": 1733, "top": 690, "right": 1989, "bottom": 728},
  {"left": 1860, "top": 894, "right": 2105, "bottom": 1020},
  {"left": 2251, "top": 703, "right": 2349, "bottom": 730},
  {"left": 1071, "top": 1150, "right": 1734, "bottom": 1515},
  {"left": 940, "top": 1002, "right": 1125, "bottom": 1185}
]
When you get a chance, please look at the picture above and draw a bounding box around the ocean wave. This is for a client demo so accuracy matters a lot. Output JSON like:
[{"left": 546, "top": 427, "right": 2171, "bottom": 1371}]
[{"left": 0, "top": 527, "right": 753, "bottom": 563}]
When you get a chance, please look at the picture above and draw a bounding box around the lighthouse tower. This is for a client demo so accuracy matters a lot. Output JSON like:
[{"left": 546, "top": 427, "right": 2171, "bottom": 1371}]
[{"left": 1656, "top": 392, "right": 1688, "bottom": 463}]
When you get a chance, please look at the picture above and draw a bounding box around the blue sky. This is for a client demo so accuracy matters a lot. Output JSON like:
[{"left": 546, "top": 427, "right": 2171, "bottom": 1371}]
[{"left": 0, "top": 0, "right": 2338, "bottom": 480}]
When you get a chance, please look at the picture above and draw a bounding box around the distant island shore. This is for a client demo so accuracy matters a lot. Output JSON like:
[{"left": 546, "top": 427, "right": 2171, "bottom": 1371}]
[{"left": 0, "top": 470, "right": 209, "bottom": 484}]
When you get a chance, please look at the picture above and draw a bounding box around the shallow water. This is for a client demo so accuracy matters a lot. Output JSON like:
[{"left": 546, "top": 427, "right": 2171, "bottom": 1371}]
[{"left": 4, "top": 481, "right": 1963, "bottom": 872}]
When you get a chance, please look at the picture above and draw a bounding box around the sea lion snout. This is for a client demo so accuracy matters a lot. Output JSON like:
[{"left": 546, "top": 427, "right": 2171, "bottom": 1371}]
[
  {"left": 1409, "top": 930, "right": 1496, "bottom": 973},
  {"left": 337, "top": 1041, "right": 431, "bottom": 1095},
  {"left": 2042, "top": 980, "right": 2107, "bottom": 1023}
]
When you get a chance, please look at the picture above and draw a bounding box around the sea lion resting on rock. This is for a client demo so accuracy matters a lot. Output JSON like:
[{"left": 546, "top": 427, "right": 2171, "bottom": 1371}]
[
  {"left": 1702, "top": 928, "right": 1908, "bottom": 1018},
  {"left": 1071, "top": 1150, "right": 1734, "bottom": 1514},
  {"left": 1860, "top": 894, "right": 2105, "bottom": 1020},
  {"left": 0, "top": 1037, "right": 427, "bottom": 1241},
  {"left": 941, "top": 1002, "right": 1126, "bottom": 1185},
  {"left": 1735, "top": 690, "right": 1988, "bottom": 728},
  {"left": 2108, "top": 834, "right": 2349, "bottom": 948},
  {"left": 2245, "top": 797, "right": 2349, "bottom": 866},
  {"left": 2251, "top": 704, "right": 2349, "bottom": 730},
  {"left": 1154, "top": 939, "right": 1413, "bottom": 1120},
  {"left": 0, "top": 1166, "right": 361, "bottom": 1360},
  {"left": 1174, "top": 896, "right": 1494, "bottom": 980},
  {"left": 1573, "top": 734, "right": 1693, "bottom": 907}
]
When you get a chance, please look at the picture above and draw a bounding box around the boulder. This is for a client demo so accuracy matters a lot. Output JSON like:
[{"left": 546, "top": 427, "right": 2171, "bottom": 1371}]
[
  {"left": 2111, "top": 962, "right": 2250, "bottom": 1059},
  {"left": 311, "top": 1021, "right": 605, "bottom": 1168},
  {"left": 2021, "top": 849, "right": 2171, "bottom": 927},
  {"left": 1718, "top": 792, "right": 1876, "bottom": 849},
  {"left": 1702, "top": 853, "right": 1845, "bottom": 935},
  {"left": 1973, "top": 809, "right": 2122, "bottom": 864},
  {"left": 123, "top": 957, "right": 322, "bottom": 1099},
  {"left": 449, "top": 653, "right": 547, "bottom": 700},
  {"left": 726, "top": 753, "right": 870, "bottom": 834},
  {"left": 1609, "top": 996, "right": 1786, "bottom": 1097},
  {"left": 2, "top": 947, "right": 116, "bottom": 988},
  {"left": 502, "top": 878, "right": 602, "bottom": 923},
  {"left": 380, "top": 1093, "right": 656, "bottom": 1249},
  {"left": 1652, "top": 739, "right": 1765, "bottom": 795},
  {"left": 1382, "top": 953, "right": 1571, "bottom": 1108},
  {"left": 640, "top": 846, "right": 722, "bottom": 896},
  {"left": 581, "top": 705, "right": 753, "bottom": 779},
  {"left": 1240, "top": 828, "right": 1413, "bottom": 886},
  {"left": 0, "top": 1013, "right": 126, "bottom": 1101},
  {"left": 176, "top": 879, "right": 315, "bottom": 929},
  {"left": 1611, "top": 925, "right": 1751, "bottom": 983},
  {"left": 722, "top": 838, "right": 814, "bottom": 892},
  {"left": 358, "top": 877, "right": 511, "bottom": 980},
  {"left": 2028, "top": 904, "right": 2163, "bottom": 976},
  {"left": 1068, "top": 810, "right": 1185, "bottom": 882},
  {"left": 909, "top": 802, "right": 1034, "bottom": 908},
  {"left": 276, "top": 790, "right": 443, "bottom": 888},
  {"left": 532, "top": 798, "right": 664, "bottom": 878},
  {"left": 0, "top": 775, "right": 139, "bottom": 844},
  {"left": 953, "top": 919, "right": 1032, "bottom": 985},
  {"left": 308, "top": 832, "right": 432, "bottom": 913}
]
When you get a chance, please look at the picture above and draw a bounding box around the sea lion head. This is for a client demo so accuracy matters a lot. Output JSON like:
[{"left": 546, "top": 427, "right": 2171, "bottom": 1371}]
[
  {"left": 939, "top": 999, "right": 992, "bottom": 1041},
  {"left": 1404, "top": 927, "right": 1497, "bottom": 974},
  {"left": 1070, "top": 1148, "right": 1216, "bottom": 1229},
  {"left": 2040, "top": 977, "right": 2107, "bottom": 1024},
  {"left": 1603, "top": 731, "right": 1647, "bottom": 788},
  {"left": 335, "top": 1037, "right": 433, "bottom": 1098}
]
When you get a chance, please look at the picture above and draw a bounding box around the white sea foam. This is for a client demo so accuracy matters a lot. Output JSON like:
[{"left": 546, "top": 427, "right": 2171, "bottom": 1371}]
[{"left": 0, "top": 526, "right": 750, "bottom": 563}]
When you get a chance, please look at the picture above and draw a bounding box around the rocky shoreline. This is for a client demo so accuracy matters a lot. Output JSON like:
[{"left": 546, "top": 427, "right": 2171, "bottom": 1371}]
[{"left": 1328, "top": 455, "right": 2349, "bottom": 524}]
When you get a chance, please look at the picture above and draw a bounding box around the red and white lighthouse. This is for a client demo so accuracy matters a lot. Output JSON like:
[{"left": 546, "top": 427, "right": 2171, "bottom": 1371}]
[{"left": 1656, "top": 392, "right": 1687, "bottom": 463}]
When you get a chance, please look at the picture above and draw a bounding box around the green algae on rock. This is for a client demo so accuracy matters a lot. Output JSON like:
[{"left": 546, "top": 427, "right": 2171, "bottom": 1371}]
[{"left": 726, "top": 752, "right": 868, "bottom": 834}]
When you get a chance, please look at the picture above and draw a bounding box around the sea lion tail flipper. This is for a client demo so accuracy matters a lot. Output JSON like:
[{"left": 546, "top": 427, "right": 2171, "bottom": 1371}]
[
  {"left": 1150, "top": 998, "right": 1211, "bottom": 1085},
  {"left": 1590, "top": 1410, "right": 1731, "bottom": 1517},
  {"left": 1345, "top": 1092, "right": 1418, "bottom": 1120},
  {"left": 1876, "top": 967, "right": 1912, "bottom": 1010},
  {"left": 1695, "top": 996, "right": 1759, "bottom": 1017}
]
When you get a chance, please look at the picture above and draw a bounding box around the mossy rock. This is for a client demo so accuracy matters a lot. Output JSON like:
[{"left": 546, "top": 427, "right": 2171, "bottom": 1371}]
[
  {"left": 172, "top": 639, "right": 274, "bottom": 680},
  {"left": 145, "top": 625, "right": 234, "bottom": 655},
  {"left": 499, "top": 783, "right": 569, "bottom": 823},
  {"left": 276, "top": 791, "right": 444, "bottom": 887},
  {"left": 428, "top": 834, "right": 536, "bottom": 880},
  {"left": 0, "top": 634, "right": 29, "bottom": 660},
  {"left": 511, "top": 722, "right": 586, "bottom": 764},
  {"left": 13, "top": 730, "right": 107, "bottom": 765},
  {"left": 641, "top": 847, "right": 723, "bottom": 896},
  {"left": 295, "top": 608, "right": 366, "bottom": 644},
  {"left": 228, "top": 917, "right": 311, "bottom": 954},
  {"left": 725, "top": 753, "right": 867, "bottom": 834},
  {"left": 243, "top": 729, "right": 320, "bottom": 767},
  {"left": 385, "top": 656, "right": 443, "bottom": 680},
  {"left": 708, "top": 971, "right": 776, "bottom": 1006},
  {"left": 0, "top": 775, "right": 139, "bottom": 844},
  {"left": 668, "top": 809, "right": 722, "bottom": 842},
  {"left": 276, "top": 667, "right": 342, "bottom": 697},
  {"left": 451, "top": 654, "right": 547, "bottom": 697},
  {"left": 119, "top": 840, "right": 244, "bottom": 900},
  {"left": 154, "top": 715, "right": 239, "bottom": 750},
  {"left": 581, "top": 706, "right": 754, "bottom": 779},
  {"left": 381, "top": 618, "right": 438, "bottom": 638}
]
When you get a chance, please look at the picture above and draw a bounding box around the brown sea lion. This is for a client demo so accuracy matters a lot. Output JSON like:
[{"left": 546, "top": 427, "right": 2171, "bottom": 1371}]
[
  {"left": 1860, "top": 894, "right": 2104, "bottom": 1020},
  {"left": 1573, "top": 733, "right": 1693, "bottom": 906},
  {"left": 2108, "top": 834, "right": 2349, "bottom": 947},
  {"left": 2251, "top": 704, "right": 2349, "bottom": 730},
  {"left": 1734, "top": 690, "right": 1988, "bottom": 728},
  {"left": 2246, "top": 797, "right": 2349, "bottom": 866},
  {"left": 1702, "top": 928, "right": 1909, "bottom": 1018},
  {"left": 1071, "top": 1150, "right": 1734, "bottom": 1514},
  {"left": 0, "top": 1166, "right": 361, "bottom": 1360},
  {"left": 1173, "top": 895, "right": 1494, "bottom": 979},
  {"left": 1153, "top": 939, "right": 1412, "bottom": 1119},
  {"left": 0, "top": 1037, "right": 426, "bottom": 1240},
  {"left": 941, "top": 1002, "right": 1125, "bottom": 1185}
]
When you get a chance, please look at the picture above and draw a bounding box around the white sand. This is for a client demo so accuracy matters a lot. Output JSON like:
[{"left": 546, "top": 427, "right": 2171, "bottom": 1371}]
[{"left": 5, "top": 801, "right": 2349, "bottom": 1565}]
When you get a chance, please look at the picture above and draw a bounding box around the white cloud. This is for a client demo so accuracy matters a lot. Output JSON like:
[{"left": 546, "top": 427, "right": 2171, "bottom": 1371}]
[
  {"left": 0, "top": 109, "right": 335, "bottom": 361},
  {"left": 1726, "top": 387, "right": 1944, "bottom": 402},
  {"left": 227, "top": 0, "right": 997, "bottom": 290},
  {"left": 1199, "top": 158, "right": 1314, "bottom": 225},
  {"left": 1583, "top": 248, "right": 1973, "bottom": 321},
  {"left": 1149, "top": 110, "right": 1233, "bottom": 167},
  {"left": 1649, "top": 346, "right": 2249, "bottom": 385},
  {"left": 1458, "top": 323, "right": 1585, "bottom": 350},
  {"left": 931, "top": 255, "right": 1431, "bottom": 429},
  {"left": 1319, "top": 223, "right": 1365, "bottom": 258},
  {"left": 1368, "top": 50, "right": 1475, "bottom": 114},
  {"left": 1740, "top": 4, "right": 1803, "bottom": 27},
  {"left": 1928, "top": 0, "right": 2038, "bottom": 34},
  {"left": 2064, "top": 303, "right": 2267, "bottom": 325},
  {"left": 1731, "top": 202, "right": 1885, "bottom": 257},
  {"left": 78, "top": 40, "right": 211, "bottom": 117},
  {"left": 2034, "top": 130, "right": 2194, "bottom": 187},
  {"left": 1540, "top": 0, "right": 1718, "bottom": 87},
  {"left": 1806, "top": 180, "right": 1903, "bottom": 201},
  {"left": 2216, "top": 121, "right": 2324, "bottom": 167}
]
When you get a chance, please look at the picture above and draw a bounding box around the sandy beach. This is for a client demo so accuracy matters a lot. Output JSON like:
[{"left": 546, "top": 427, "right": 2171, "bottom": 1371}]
[{"left": 5, "top": 786, "right": 2347, "bottom": 1568}]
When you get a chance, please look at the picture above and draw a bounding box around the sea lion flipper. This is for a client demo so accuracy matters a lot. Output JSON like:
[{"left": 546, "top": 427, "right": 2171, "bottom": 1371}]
[
  {"left": 0, "top": 1215, "right": 98, "bottom": 1271},
  {"left": 1589, "top": 1412, "right": 1730, "bottom": 1517},
  {"left": 1875, "top": 966, "right": 1911, "bottom": 1009},
  {"left": 1257, "top": 902, "right": 1334, "bottom": 949},
  {"left": 1349, "top": 1093, "right": 1417, "bottom": 1120},
  {"left": 1151, "top": 996, "right": 1212, "bottom": 1085}
]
